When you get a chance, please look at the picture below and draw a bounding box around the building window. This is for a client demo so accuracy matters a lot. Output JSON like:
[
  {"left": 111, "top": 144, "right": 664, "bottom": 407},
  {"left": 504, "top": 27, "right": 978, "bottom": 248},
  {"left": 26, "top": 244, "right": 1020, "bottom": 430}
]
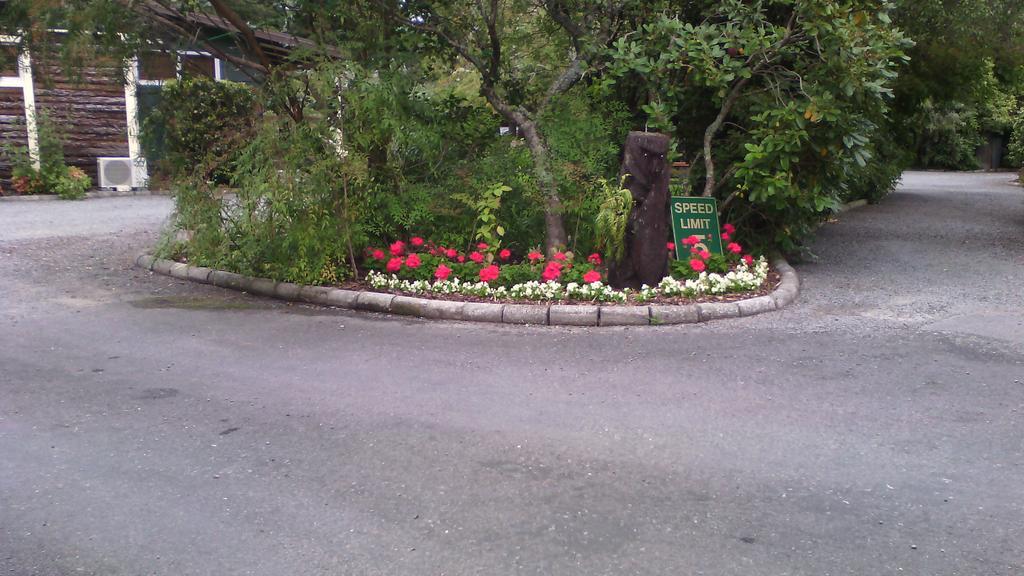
[
  {"left": 180, "top": 54, "right": 215, "bottom": 79},
  {"left": 138, "top": 52, "right": 177, "bottom": 82}
]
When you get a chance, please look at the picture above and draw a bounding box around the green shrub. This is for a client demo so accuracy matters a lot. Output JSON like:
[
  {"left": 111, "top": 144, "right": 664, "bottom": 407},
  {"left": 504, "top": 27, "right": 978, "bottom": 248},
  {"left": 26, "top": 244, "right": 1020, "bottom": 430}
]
[
  {"left": 1008, "top": 104, "right": 1024, "bottom": 168},
  {"left": 2, "top": 111, "right": 90, "bottom": 199},
  {"left": 142, "top": 77, "right": 256, "bottom": 182},
  {"left": 52, "top": 166, "right": 91, "bottom": 199}
]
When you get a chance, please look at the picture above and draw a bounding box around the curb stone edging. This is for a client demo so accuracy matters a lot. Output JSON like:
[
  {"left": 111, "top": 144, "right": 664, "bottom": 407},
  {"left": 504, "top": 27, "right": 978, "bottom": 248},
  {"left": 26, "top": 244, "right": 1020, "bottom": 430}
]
[
  {"left": 135, "top": 254, "right": 799, "bottom": 327},
  {"left": 0, "top": 190, "right": 171, "bottom": 203}
]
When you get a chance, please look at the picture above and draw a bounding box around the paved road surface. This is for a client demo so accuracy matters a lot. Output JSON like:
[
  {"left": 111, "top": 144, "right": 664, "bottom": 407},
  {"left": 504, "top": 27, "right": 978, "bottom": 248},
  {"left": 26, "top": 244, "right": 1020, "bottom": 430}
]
[{"left": 1, "top": 173, "right": 1022, "bottom": 575}]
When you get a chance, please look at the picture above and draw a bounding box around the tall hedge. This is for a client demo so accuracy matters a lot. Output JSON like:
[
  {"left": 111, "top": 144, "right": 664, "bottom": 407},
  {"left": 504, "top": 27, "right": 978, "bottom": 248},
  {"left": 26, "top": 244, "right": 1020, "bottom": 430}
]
[{"left": 142, "top": 77, "right": 257, "bottom": 182}]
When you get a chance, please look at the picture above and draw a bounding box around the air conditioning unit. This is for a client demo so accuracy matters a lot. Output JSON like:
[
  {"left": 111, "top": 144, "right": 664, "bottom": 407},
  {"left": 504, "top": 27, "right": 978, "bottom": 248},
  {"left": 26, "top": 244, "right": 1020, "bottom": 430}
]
[{"left": 97, "top": 157, "right": 134, "bottom": 190}]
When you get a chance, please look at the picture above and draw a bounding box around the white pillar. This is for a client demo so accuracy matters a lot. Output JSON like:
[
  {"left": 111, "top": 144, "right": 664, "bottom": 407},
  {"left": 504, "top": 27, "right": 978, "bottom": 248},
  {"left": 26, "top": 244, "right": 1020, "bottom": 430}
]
[
  {"left": 17, "top": 48, "right": 39, "bottom": 170},
  {"left": 124, "top": 56, "right": 148, "bottom": 188}
]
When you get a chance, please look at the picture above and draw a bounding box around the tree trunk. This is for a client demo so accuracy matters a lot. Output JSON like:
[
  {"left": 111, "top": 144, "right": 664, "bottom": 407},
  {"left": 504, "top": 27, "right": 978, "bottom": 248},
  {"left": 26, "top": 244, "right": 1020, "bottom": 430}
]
[
  {"left": 518, "top": 119, "right": 569, "bottom": 255},
  {"left": 608, "top": 131, "right": 672, "bottom": 289}
]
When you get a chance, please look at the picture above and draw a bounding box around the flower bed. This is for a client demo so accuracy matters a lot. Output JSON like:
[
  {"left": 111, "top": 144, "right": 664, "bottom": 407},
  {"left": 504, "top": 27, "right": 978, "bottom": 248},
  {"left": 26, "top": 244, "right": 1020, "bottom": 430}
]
[{"left": 360, "top": 225, "right": 771, "bottom": 305}]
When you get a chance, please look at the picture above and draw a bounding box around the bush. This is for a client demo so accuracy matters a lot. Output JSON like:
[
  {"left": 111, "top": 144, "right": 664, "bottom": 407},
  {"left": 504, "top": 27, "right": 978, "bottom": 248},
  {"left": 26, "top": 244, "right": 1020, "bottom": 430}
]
[
  {"left": 142, "top": 77, "right": 256, "bottom": 182},
  {"left": 52, "top": 166, "right": 90, "bottom": 199},
  {"left": 2, "top": 111, "right": 91, "bottom": 199},
  {"left": 1008, "top": 105, "right": 1024, "bottom": 169}
]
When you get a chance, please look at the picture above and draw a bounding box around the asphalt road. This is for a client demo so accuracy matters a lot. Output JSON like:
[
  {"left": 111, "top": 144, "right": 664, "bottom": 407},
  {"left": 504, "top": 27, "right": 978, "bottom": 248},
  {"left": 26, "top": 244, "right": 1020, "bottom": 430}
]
[{"left": 1, "top": 172, "right": 1022, "bottom": 575}]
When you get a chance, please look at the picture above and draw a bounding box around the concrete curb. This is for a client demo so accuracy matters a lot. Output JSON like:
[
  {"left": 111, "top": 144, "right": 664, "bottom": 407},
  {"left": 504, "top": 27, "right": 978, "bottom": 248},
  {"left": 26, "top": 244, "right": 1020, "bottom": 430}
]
[
  {"left": 136, "top": 254, "right": 799, "bottom": 327},
  {"left": 0, "top": 189, "right": 171, "bottom": 202}
]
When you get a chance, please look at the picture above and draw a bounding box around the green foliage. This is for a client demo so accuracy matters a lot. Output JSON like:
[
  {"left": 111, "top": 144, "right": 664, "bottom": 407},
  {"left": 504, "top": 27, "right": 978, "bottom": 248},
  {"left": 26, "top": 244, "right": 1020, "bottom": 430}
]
[
  {"left": 454, "top": 182, "right": 509, "bottom": 253},
  {"left": 892, "top": 1, "right": 1024, "bottom": 169},
  {"left": 2, "top": 111, "right": 91, "bottom": 199},
  {"left": 52, "top": 166, "right": 91, "bottom": 199},
  {"left": 606, "top": 0, "right": 912, "bottom": 252},
  {"left": 142, "top": 77, "right": 256, "bottom": 181},
  {"left": 909, "top": 100, "right": 983, "bottom": 169},
  {"left": 538, "top": 89, "right": 631, "bottom": 252},
  {"left": 163, "top": 108, "right": 361, "bottom": 285},
  {"left": 1008, "top": 105, "right": 1024, "bottom": 168},
  {"left": 593, "top": 176, "right": 632, "bottom": 263}
]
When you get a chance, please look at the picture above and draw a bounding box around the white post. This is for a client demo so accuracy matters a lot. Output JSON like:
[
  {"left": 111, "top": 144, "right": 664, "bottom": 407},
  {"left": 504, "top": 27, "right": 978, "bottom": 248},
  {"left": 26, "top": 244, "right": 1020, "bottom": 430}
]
[
  {"left": 17, "top": 48, "right": 39, "bottom": 170},
  {"left": 124, "top": 56, "right": 148, "bottom": 188}
]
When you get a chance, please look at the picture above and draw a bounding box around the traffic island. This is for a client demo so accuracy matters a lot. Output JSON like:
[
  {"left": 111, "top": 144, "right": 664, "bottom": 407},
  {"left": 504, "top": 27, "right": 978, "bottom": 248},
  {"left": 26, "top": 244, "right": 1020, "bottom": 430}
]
[{"left": 135, "top": 254, "right": 799, "bottom": 327}]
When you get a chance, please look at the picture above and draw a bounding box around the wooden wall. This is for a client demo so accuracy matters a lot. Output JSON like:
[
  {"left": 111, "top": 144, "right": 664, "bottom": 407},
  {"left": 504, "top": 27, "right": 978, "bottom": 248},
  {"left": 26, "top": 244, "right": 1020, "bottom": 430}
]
[
  {"left": 31, "top": 58, "right": 129, "bottom": 183},
  {"left": 0, "top": 87, "right": 28, "bottom": 187}
]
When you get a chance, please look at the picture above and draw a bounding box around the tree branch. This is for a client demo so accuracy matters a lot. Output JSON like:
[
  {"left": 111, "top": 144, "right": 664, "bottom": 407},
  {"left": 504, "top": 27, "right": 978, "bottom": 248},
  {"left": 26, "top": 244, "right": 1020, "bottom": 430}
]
[
  {"left": 703, "top": 10, "right": 801, "bottom": 197},
  {"left": 205, "top": 0, "right": 273, "bottom": 72}
]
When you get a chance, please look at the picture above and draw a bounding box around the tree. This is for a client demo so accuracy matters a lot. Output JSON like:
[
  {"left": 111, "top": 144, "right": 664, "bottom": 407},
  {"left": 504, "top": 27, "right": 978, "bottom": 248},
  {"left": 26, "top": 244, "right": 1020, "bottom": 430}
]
[
  {"left": 381, "top": 0, "right": 630, "bottom": 254},
  {"left": 605, "top": 0, "right": 912, "bottom": 248}
]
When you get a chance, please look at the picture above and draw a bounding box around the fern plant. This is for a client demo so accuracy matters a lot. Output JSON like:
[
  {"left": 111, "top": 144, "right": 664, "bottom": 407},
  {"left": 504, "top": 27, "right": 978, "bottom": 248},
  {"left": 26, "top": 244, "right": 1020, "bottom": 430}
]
[{"left": 594, "top": 175, "right": 633, "bottom": 263}]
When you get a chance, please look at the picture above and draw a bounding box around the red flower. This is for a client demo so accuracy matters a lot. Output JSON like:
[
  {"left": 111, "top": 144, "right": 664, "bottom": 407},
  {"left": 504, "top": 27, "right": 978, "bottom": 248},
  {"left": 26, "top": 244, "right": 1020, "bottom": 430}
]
[
  {"left": 587, "top": 253, "right": 602, "bottom": 265},
  {"left": 553, "top": 252, "right": 567, "bottom": 261},
  {"left": 410, "top": 236, "right": 424, "bottom": 247},
  {"left": 727, "top": 242, "right": 742, "bottom": 254},
  {"left": 690, "top": 259, "right": 706, "bottom": 272},
  {"left": 479, "top": 264, "right": 500, "bottom": 283},
  {"left": 721, "top": 232, "right": 731, "bottom": 241},
  {"left": 371, "top": 249, "right": 385, "bottom": 260},
  {"left": 457, "top": 255, "right": 466, "bottom": 263},
  {"left": 699, "top": 250, "right": 711, "bottom": 260},
  {"left": 446, "top": 248, "right": 458, "bottom": 259},
  {"left": 683, "top": 235, "right": 700, "bottom": 246},
  {"left": 389, "top": 241, "right": 406, "bottom": 256},
  {"left": 666, "top": 241, "right": 676, "bottom": 252},
  {"left": 386, "top": 257, "right": 403, "bottom": 273},
  {"left": 434, "top": 264, "right": 452, "bottom": 280},
  {"left": 723, "top": 223, "right": 736, "bottom": 235},
  {"left": 405, "top": 253, "right": 422, "bottom": 268},
  {"left": 499, "top": 248, "right": 511, "bottom": 261},
  {"left": 583, "top": 270, "right": 601, "bottom": 283},
  {"left": 477, "top": 242, "right": 489, "bottom": 250},
  {"left": 469, "top": 251, "right": 484, "bottom": 263},
  {"left": 541, "top": 261, "right": 562, "bottom": 282},
  {"left": 742, "top": 254, "right": 754, "bottom": 266},
  {"left": 527, "top": 251, "right": 544, "bottom": 263}
]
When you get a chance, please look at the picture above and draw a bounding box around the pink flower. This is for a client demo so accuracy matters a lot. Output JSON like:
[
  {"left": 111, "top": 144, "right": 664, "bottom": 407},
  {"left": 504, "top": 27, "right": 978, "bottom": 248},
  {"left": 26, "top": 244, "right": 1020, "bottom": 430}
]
[
  {"left": 690, "top": 259, "right": 706, "bottom": 272},
  {"left": 479, "top": 264, "right": 500, "bottom": 283},
  {"left": 405, "top": 253, "right": 421, "bottom": 268},
  {"left": 528, "top": 251, "right": 544, "bottom": 263},
  {"left": 446, "top": 248, "right": 458, "bottom": 259},
  {"left": 499, "top": 249, "right": 511, "bottom": 261},
  {"left": 587, "top": 253, "right": 602, "bottom": 265},
  {"left": 666, "top": 241, "right": 676, "bottom": 252},
  {"left": 434, "top": 264, "right": 452, "bottom": 280},
  {"left": 469, "top": 251, "right": 484, "bottom": 263},
  {"left": 410, "top": 236, "right": 424, "bottom": 247},
  {"left": 457, "top": 255, "right": 465, "bottom": 263},
  {"left": 727, "top": 242, "right": 742, "bottom": 254},
  {"left": 683, "top": 235, "right": 700, "bottom": 246},
  {"left": 541, "top": 261, "right": 562, "bottom": 282},
  {"left": 553, "top": 252, "right": 567, "bottom": 261},
  {"left": 371, "top": 249, "right": 385, "bottom": 260},
  {"left": 720, "top": 232, "right": 731, "bottom": 241},
  {"left": 477, "top": 242, "right": 489, "bottom": 250},
  {"left": 389, "top": 241, "right": 406, "bottom": 256},
  {"left": 723, "top": 223, "right": 736, "bottom": 235},
  {"left": 386, "top": 257, "right": 403, "bottom": 273},
  {"left": 583, "top": 270, "right": 601, "bottom": 284},
  {"left": 699, "top": 250, "right": 711, "bottom": 260},
  {"left": 742, "top": 254, "right": 754, "bottom": 266}
]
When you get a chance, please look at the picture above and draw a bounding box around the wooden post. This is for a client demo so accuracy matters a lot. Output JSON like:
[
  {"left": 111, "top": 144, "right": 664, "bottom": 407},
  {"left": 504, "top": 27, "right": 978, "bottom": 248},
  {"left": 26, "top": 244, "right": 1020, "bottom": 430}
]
[{"left": 608, "top": 131, "right": 671, "bottom": 289}]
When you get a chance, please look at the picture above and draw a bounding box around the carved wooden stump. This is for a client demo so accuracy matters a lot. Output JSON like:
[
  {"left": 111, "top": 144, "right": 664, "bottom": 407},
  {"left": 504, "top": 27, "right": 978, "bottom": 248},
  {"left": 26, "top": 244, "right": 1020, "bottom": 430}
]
[{"left": 608, "top": 131, "right": 671, "bottom": 290}]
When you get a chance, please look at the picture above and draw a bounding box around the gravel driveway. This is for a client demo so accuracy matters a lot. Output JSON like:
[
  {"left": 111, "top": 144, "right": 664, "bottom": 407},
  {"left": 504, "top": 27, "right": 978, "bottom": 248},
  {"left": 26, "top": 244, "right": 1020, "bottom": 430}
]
[{"left": 1, "top": 172, "right": 1022, "bottom": 575}]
